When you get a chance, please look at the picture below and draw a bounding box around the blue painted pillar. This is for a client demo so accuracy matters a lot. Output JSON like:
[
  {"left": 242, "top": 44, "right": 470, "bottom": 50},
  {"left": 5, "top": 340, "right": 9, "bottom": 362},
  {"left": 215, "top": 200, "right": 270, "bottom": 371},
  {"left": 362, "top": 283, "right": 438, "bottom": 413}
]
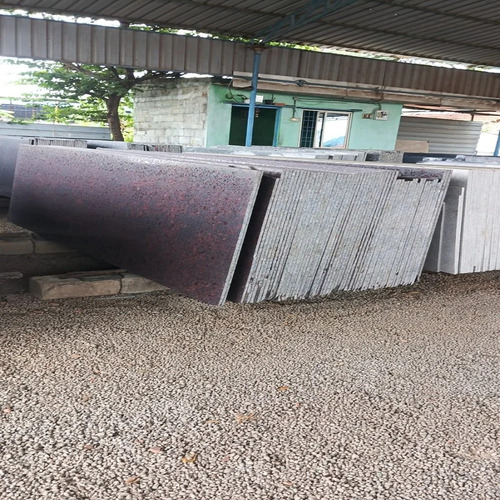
[
  {"left": 245, "top": 47, "right": 264, "bottom": 147},
  {"left": 494, "top": 130, "right": 500, "bottom": 157}
]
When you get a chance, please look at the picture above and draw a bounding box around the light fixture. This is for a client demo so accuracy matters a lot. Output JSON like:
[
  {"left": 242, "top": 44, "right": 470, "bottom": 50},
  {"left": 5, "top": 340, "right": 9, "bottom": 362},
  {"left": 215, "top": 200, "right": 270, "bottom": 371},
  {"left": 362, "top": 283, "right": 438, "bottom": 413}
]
[{"left": 290, "top": 98, "right": 300, "bottom": 122}]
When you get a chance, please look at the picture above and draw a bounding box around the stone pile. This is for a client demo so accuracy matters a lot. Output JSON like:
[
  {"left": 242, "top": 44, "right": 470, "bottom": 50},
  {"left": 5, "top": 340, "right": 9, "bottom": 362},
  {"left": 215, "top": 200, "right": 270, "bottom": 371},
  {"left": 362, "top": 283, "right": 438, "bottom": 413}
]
[
  {"left": 423, "top": 163, "right": 500, "bottom": 274},
  {"left": 9, "top": 146, "right": 452, "bottom": 304}
]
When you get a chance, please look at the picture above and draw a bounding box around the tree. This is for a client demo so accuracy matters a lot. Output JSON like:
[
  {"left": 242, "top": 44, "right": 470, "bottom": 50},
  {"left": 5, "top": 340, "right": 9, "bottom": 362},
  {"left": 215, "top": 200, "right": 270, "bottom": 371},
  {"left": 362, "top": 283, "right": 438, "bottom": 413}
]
[{"left": 19, "top": 60, "right": 175, "bottom": 141}]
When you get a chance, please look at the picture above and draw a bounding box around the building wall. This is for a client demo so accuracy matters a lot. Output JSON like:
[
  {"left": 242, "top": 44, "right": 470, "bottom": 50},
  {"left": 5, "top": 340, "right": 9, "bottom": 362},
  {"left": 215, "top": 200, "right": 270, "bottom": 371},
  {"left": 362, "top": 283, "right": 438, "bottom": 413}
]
[
  {"left": 134, "top": 78, "right": 211, "bottom": 146},
  {"left": 207, "top": 84, "right": 403, "bottom": 150},
  {"left": 397, "top": 116, "right": 482, "bottom": 154},
  {"left": 134, "top": 79, "right": 403, "bottom": 150}
]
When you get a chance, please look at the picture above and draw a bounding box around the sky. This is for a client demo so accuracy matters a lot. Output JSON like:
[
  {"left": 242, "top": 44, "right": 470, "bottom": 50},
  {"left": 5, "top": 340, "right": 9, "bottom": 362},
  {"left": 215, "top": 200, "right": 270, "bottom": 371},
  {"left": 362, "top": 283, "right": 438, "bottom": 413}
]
[{"left": 0, "top": 57, "right": 41, "bottom": 99}]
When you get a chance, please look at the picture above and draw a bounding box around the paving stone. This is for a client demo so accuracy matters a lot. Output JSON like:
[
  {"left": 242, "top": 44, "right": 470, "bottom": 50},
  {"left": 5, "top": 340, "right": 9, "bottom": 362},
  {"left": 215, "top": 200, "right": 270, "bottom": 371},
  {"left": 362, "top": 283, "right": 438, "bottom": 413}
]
[
  {"left": 120, "top": 273, "right": 167, "bottom": 294},
  {"left": 30, "top": 275, "right": 121, "bottom": 300}
]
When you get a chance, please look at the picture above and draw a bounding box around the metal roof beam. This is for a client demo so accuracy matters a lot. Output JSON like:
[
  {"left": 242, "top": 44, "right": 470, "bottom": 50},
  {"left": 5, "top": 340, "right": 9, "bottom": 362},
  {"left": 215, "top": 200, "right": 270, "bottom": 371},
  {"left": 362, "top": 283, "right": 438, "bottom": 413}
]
[
  {"left": 369, "top": 0, "right": 500, "bottom": 28},
  {"left": 304, "top": 18, "right": 499, "bottom": 55},
  {"left": 255, "top": 0, "right": 360, "bottom": 43}
]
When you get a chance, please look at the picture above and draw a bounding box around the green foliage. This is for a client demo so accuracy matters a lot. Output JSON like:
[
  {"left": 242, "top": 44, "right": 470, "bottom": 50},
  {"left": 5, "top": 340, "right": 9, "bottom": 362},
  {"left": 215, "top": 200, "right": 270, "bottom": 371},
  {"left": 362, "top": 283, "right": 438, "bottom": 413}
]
[
  {"left": 16, "top": 59, "right": 172, "bottom": 140},
  {"left": 27, "top": 98, "right": 106, "bottom": 124},
  {"left": 20, "top": 61, "right": 133, "bottom": 99}
]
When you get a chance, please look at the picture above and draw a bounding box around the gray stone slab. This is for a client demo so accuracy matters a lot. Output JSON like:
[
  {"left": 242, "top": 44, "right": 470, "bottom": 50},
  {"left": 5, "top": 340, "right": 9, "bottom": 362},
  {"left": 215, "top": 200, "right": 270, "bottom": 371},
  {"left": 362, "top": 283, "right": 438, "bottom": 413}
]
[
  {"left": 120, "top": 273, "right": 167, "bottom": 294},
  {"left": 30, "top": 274, "right": 121, "bottom": 300}
]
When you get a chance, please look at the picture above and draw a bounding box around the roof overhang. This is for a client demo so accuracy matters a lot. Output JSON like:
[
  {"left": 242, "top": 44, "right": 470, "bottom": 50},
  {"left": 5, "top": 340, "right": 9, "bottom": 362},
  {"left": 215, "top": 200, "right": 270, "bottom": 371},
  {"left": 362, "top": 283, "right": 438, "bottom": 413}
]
[
  {"left": 1, "top": 0, "right": 499, "bottom": 68},
  {"left": 232, "top": 72, "right": 500, "bottom": 113},
  {"left": 1, "top": 15, "right": 499, "bottom": 113}
]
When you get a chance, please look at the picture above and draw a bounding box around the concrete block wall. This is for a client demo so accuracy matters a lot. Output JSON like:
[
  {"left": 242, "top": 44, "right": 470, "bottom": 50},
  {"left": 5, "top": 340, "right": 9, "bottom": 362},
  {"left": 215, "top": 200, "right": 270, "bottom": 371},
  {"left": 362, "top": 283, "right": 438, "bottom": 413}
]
[{"left": 134, "top": 79, "right": 211, "bottom": 146}]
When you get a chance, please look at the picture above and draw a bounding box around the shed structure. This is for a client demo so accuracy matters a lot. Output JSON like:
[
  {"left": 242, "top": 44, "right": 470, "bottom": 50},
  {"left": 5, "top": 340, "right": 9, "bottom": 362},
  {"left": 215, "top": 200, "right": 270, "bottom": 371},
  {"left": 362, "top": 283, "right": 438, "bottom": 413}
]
[
  {"left": 1, "top": 0, "right": 499, "bottom": 67},
  {"left": 0, "top": 1, "right": 498, "bottom": 147}
]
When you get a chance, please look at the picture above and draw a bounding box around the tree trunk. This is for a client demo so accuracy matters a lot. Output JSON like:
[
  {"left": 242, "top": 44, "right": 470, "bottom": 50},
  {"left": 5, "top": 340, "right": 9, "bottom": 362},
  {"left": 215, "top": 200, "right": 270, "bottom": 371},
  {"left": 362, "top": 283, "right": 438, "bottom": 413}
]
[{"left": 106, "top": 94, "right": 124, "bottom": 141}]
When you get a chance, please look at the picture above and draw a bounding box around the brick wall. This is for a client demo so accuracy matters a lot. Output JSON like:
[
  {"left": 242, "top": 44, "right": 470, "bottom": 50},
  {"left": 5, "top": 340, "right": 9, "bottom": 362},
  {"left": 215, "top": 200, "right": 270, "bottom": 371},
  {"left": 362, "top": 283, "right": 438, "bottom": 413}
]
[{"left": 134, "top": 78, "right": 211, "bottom": 146}]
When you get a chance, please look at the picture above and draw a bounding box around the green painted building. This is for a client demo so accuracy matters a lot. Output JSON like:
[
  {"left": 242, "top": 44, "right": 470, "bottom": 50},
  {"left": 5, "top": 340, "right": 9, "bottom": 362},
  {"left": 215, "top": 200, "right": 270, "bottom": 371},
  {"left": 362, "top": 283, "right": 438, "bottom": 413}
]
[{"left": 134, "top": 78, "right": 403, "bottom": 150}]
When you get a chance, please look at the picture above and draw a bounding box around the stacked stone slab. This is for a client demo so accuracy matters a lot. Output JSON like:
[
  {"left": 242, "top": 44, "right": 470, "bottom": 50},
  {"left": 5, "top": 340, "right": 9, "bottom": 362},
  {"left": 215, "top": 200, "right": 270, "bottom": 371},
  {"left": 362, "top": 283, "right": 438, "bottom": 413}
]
[
  {"left": 0, "top": 136, "right": 87, "bottom": 197},
  {"left": 403, "top": 153, "right": 500, "bottom": 164},
  {"left": 87, "top": 141, "right": 183, "bottom": 153},
  {"left": 10, "top": 146, "right": 451, "bottom": 305},
  {"left": 183, "top": 145, "right": 367, "bottom": 161},
  {"left": 230, "top": 165, "right": 397, "bottom": 302},
  {"left": 226, "top": 162, "right": 450, "bottom": 303},
  {"left": 110, "top": 149, "right": 450, "bottom": 302},
  {"left": 28, "top": 138, "right": 87, "bottom": 148},
  {"left": 423, "top": 163, "right": 500, "bottom": 274},
  {"left": 0, "top": 137, "right": 30, "bottom": 197},
  {"left": 135, "top": 152, "right": 450, "bottom": 302},
  {"left": 9, "top": 146, "right": 263, "bottom": 305},
  {"left": 339, "top": 164, "right": 451, "bottom": 291},
  {"left": 127, "top": 143, "right": 183, "bottom": 153}
]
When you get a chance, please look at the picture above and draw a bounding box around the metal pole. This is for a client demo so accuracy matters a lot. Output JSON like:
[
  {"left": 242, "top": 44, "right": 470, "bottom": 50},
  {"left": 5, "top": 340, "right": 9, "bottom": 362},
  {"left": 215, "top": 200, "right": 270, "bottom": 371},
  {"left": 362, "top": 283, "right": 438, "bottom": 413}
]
[
  {"left": 245, "top": 48, "right": 263, "bottom": 147},
  {"left": 494, "top": 131, "right": 500, "bottom": 157}
]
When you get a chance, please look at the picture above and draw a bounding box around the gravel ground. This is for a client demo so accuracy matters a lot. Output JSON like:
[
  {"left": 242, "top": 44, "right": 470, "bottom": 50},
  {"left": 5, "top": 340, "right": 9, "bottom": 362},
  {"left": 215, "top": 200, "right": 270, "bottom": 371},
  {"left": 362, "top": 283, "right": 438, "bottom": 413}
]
[
  {"left": 0, "top": 271, "right": 499, "bottom": 499},
  {"left": 0, "top": 209, "right": 30, "bottom": 235}
]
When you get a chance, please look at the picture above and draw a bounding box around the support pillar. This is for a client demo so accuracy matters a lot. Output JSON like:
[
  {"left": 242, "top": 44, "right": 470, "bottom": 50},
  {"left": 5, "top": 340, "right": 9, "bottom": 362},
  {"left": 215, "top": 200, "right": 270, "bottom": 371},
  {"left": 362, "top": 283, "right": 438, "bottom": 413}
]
[{"left": 245, "top": 47, "right": 265, "bottom": 147}]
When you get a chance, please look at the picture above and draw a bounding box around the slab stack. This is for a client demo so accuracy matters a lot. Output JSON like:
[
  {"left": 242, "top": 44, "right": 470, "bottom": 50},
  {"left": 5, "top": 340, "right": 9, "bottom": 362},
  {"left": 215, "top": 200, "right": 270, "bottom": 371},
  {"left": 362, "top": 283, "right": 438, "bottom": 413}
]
[
  {"left": 340, "top": 164, "right": 451, "bottom": 291},
  {"left": 423, "top": 163, "right": 500, "bottom": 274},
  {"left": 87, "top": 141, "right": 183, "bottom": 152},
  {"left": 127, "top": 143, "right": 183, "bottom": 153},
  {"left": 125, "top": 151, "right": 450, "bottom": 302},
  {"left": 230, "top": 165, "right": 396, "bottom": 303},
  {"left": 0, "top": 137, "right": 29, "bottom": 197},
  {"left": 403, "top": 153, "right": 500, "bottom": 164},
  {"left": 227, "top": 162, "right": 450, "bottom": 303},
  {"left": 183, "top": 145, "right": 367, "bottom": 161},
  {"left": 29, "top": 138, "right": 87, "bottom": 148},
  {"left": 0, "top": 136, "right": 87, "bottom": 198},
  {"left": 8, "top": 147, "right": 451, "bottom": 305}
]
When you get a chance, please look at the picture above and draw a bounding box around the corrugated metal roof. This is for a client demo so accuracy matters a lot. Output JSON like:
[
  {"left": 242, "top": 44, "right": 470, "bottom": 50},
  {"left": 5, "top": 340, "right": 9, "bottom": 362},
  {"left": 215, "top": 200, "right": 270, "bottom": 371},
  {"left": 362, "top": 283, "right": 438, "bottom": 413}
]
[
  {"left": 1, "top": 0, "right": 499, "bottom": 67},
  {"left": 2, "top": 15, "right": 499, "bottom": 110}
]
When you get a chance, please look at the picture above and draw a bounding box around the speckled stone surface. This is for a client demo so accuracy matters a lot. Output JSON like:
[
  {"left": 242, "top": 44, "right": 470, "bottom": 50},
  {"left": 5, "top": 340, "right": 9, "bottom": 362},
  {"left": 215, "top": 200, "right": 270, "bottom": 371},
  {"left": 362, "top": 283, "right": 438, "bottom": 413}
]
[{"left": 9, "top": 146, "right": 263, "bottom": 305}]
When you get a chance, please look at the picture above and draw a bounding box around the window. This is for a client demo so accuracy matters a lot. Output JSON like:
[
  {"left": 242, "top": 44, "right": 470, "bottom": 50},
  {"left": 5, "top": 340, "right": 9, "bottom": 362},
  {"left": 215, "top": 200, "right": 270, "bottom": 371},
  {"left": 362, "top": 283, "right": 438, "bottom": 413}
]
[{"left": 299, "top": 110, "right": 351, "bottom": 148}]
